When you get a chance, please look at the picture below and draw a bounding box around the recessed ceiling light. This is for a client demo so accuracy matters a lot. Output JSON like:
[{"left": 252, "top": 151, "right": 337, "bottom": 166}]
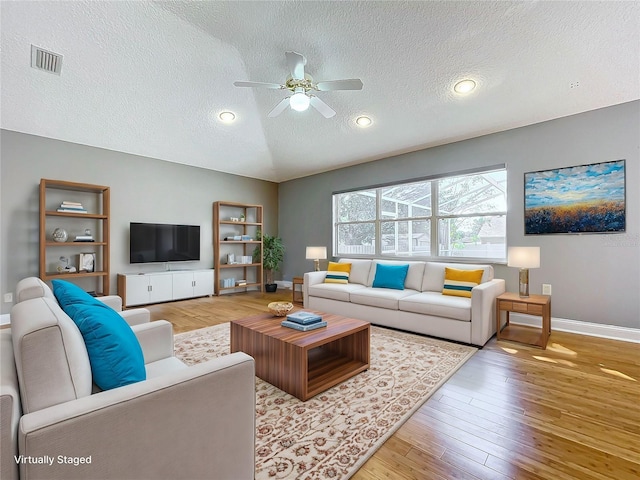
[
  {"left": 453, "top": 79, "right": 476, "bottom": 94},
  {"left": 355, "top": 116, "right": 372, "bottom": 128},
  {"left": 218, "top": 111, "right": 236, "bottom": 123}
]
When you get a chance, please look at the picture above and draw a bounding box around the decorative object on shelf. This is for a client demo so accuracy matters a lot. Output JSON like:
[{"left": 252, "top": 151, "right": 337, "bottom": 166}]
[
  {"left": 507, "top": 246, "right": 540, "bottom": 297},
  {"left": 227, "top": 253, "right": 236, "bottom": 264},
  {"left": 525, "top": 159, "right": 625, "bottom": 235},
  {"left": 52, "top": 227, "right": 69, "bottom": 243},
  {"left": 221, "top": 278, "right": 236, "bottom": 288},
  {"left": 255, "top": 231, "right": 284, "bottom": 292},
  {"left": 306, "top": 246, "right": 327, "bottom": 271},
  {"left": 268, "top": 301, "right": 294, "bottom": 317},
  {"left": 240, "top": 214, "right": 246, "bottom": 222},
  {"left": 75, "top": 228, "right": 95, "bottom": 242},
  {"left": 56, "top": 256, "right": 76, "bottom": 273},
  {"left": 79, "top": 252, "right": 96, "bottom": 273}
]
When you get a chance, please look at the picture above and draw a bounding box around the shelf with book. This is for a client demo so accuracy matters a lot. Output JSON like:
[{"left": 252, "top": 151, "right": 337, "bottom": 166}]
[
  {"left": 213, "top": 201, "right": 263, "bottom": 295},
  {"left": 39, "top": 179, "right": 110, "bottom": 295}
]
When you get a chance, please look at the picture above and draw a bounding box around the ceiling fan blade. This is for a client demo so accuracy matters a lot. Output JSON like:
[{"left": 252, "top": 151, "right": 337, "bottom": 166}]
[
  {"left": 315, "top": 79, "right": 364, "bottom": 91},
  {"left": 267, "top": 97, "right": 290, "bottom": 118},
  {"left": 234, "top": 81, "right": 283, "bottom": 89},
  {"left": 309, "top": 96, "right": 336, "bottom": 118},
  {"left": 285, "top": 51, "right": 306, "bottom": 80}
]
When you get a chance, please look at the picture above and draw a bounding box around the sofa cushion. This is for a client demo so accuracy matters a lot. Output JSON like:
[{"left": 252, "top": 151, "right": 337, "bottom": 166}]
[
  {"left": 350, "top": 287, "right": 419, "bottom": 310},
  {"left": 52, "top": 280, "right": 146, "bottom": 391},
  {"left": 308, "top": 282, "right": 368, "bottom": 302},
  {"left": 339, "top": 258, "right": 373, "bottom": 285},
  {"left": 442, "top": 268, "right": 484, "bottom": 298},
  {"left": 399, "top": 292, "right": 472, "bottom": 321},
  {"left": 422, "top": 262, "right": 493, "bottom": 292},
  {"left": 372, "top": 263, "right": 409, "bottom": 290},
  {"left": 324, "top": 261, "right": 351, "bottom": 284}
]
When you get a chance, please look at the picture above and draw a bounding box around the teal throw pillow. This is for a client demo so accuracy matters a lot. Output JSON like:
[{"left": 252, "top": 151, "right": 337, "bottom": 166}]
[
  {"left": 372, "top": 263, "right": 409, "bottom": 290},
  {"left": 52, "top": 280, "right": 146, "bottom": 390}
]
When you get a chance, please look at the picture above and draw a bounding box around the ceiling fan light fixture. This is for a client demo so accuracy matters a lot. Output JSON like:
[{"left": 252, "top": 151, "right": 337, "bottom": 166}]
[
  {"left": 218, "top": 111, "right": 236, "bottom": 123},
  {"left": 289, "top": 91, "right": 310, "bottom": 112},
  {"left": 453, "top": 79, "right": 476, "bottom": 94},
  {"left": 355, "top": 116, "right": 372, "bottom": 127}
]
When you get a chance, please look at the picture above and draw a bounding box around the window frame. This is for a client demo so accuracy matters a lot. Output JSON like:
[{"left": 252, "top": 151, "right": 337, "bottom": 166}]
[{"left": 332, "top": 165, "right": 507, "bottom": 263}]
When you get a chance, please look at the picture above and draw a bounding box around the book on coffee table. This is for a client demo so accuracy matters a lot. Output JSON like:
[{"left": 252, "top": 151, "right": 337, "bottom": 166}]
[
  {"left": 286, "top": 311, "right": 323, "bottom": 325},
  {"left": 281, "top": 320, "right": 328, "bottom": 331}
]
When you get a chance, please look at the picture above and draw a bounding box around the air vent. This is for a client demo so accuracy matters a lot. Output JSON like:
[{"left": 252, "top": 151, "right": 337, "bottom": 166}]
[{"left": 31, "top": 45, "right": 63, "bottom": 75}]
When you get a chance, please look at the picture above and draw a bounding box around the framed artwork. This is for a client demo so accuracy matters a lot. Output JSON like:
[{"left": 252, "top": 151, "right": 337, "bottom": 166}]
[
  {"left": 524, "top": 159, "right": 625, "bottom": 235},
  {"left": 79, "top": 252, "right": 96, "bottom": 272}
]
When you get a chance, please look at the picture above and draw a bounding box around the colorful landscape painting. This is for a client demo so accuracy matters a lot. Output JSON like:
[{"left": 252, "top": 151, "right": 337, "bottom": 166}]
[{"left": 525, "top": 160, "right": 625, "bottom": 234}]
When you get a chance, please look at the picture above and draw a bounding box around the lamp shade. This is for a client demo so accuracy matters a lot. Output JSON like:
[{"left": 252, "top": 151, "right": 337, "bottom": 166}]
[
  {"left": 305, "top": 246, "right": 327, "bottom": 260},
  {"left": 507, "top": 247, "right": 540, "bottom": 269}
]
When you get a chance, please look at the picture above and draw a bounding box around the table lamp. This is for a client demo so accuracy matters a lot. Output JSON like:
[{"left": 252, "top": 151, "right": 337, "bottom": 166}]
[
  {"left": 507, "top": 246, "right": 540, "bottom": 297},
  {"left": 306, "top": 246, "right": 327, "bottom": 271}
]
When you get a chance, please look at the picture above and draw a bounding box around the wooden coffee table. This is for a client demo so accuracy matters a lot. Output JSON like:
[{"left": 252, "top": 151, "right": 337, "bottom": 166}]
[{"left": 230, "top": 311, "right": 370, "bottom": 401}]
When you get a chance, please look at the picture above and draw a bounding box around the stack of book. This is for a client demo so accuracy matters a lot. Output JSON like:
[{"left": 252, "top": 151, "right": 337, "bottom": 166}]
[
  {"left": 57, "top": 201, "right": 87, "bottom": 213},
  {"left": 221, "top": 278, "right": 236, "bottom": 288},
  {"left": 281, "top": 311, "right": 327, "bottom": 331},
  {"left": 74, "top": 234, "right": 95, "bottom": 242}
]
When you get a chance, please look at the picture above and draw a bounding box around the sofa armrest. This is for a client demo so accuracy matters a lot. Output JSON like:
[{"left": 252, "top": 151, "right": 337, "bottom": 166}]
[
  {"left": 131, "top": 320, "right": 174, "bottom": 364},
  {"left": 97, "top": 295, "right": 122, "bottom": 311},
  {"left": 18, "top": 352, "right": 255, "bottom": 480},
  {"left": 119, "top": 307, "right": 151, "bottom": 326},
  {"left": 303, "top": 271, "right": 327, "bottom": 307},
  {"left": 470, "top": 278, "right": 506, "bottom": 346},
  {"left": 1, "top": 331, "right": 20, "bottom": 480}
]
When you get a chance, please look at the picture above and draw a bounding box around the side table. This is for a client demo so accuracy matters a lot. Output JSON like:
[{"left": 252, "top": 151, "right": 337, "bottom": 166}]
[
  {"left": 292, "top": 276, "right": 304, "bottom": 304},
  {"left": 496, "top": 292, "right": 551, "bottom": 349}
]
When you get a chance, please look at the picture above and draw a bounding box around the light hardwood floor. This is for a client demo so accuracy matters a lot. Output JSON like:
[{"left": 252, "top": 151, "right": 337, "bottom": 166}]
[{"left": 147, "top": 292, "right": 640, "bottom": 480}]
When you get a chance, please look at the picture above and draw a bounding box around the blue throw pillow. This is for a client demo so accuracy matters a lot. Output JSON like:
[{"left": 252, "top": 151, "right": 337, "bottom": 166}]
[
  {"left": 372, "top": 263, "right": 409, "bottom": 290},
  {"left": 52, "top": 280, "right": 146, "bottom": 390}
]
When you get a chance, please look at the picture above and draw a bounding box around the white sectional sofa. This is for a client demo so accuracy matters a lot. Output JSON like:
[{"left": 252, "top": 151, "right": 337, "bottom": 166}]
[{"left": 304, "top": 258, "right": 505, "bottom": 346}]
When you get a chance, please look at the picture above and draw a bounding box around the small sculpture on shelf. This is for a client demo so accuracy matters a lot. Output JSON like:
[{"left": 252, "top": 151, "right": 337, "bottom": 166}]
[
  {"left": 56, "top": 256, "right": 76, "bottom": 273},
  {"left": 52, "top": 228, "right": 68, "bottom": 243}
]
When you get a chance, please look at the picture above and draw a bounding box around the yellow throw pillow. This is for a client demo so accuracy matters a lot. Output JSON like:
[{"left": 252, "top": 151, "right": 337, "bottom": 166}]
[
  {"left": 442, "top": 268, "right": 484, "bottom": 298},
  {"left": 324, "top": 262, "right": 351, "bottom": 284}
]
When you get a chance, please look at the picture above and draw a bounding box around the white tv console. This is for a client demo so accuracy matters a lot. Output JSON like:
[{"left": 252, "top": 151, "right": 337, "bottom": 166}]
[{"left": 117, "top": 269, "right": 214, "bottom": 307}]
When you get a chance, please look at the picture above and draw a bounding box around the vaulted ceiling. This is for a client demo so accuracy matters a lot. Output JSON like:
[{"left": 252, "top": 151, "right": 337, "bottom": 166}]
[{"left": 1, "top": 1, "right": 638, "bottom": 182}]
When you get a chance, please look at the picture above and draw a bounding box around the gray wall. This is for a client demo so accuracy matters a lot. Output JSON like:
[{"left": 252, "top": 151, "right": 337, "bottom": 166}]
[
  {"left": 278, "top": 101, "right": 640, "bottom": 330},
  {"left": 0, "top": 130, "right": 279, "bottom": 315}
]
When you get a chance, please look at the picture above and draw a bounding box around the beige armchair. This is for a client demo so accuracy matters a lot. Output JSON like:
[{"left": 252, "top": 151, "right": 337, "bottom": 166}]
[{"left": 1, "top": 278, "right": 255, "bottom": 480}]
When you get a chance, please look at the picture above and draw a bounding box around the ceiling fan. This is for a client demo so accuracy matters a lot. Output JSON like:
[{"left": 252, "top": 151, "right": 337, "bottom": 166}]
[{"left": 234, "top": 51, "right": 363, "bottom": 118}]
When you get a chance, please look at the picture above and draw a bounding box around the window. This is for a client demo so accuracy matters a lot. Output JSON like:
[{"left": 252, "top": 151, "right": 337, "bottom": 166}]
[{"left": 333, "top": 168, "right": 507, "bottom": 261}]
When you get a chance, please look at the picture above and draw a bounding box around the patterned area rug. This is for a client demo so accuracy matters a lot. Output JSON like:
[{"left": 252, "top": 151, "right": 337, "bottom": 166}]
[{"left": 174, "top": 323, "right": 476, "bottom": 479}]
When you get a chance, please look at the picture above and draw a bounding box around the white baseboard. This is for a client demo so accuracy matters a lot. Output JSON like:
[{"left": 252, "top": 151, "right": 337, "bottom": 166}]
[{"left": 509, "top": 313, "right": 640, "bottom": 343}]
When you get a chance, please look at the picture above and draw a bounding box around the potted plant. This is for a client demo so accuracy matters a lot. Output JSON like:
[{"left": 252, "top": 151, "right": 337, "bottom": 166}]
[{"left": 254, "top": 231, "right": 284, "bottom": 292}]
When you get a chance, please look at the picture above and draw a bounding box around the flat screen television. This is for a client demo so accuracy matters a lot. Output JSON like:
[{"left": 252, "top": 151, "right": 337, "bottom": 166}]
[{"left": 130, "top": 222, "right": 200, "bottom": 264}]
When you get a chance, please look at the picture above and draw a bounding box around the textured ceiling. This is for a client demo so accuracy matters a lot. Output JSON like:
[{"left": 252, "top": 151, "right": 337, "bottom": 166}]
[{"left": 1, "top": 1, "right": 638, "bottom": 182}]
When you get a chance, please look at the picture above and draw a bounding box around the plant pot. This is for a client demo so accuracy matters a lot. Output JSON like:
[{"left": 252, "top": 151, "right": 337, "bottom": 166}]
[{"left": 265, "top": 283, "right": 278, "bottom": 293}]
